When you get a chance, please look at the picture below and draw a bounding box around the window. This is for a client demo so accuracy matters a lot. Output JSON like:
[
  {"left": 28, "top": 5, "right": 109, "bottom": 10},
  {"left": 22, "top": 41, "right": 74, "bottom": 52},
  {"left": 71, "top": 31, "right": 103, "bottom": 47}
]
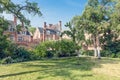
[
  {"left": 57, "top": 32, "right": 60, "bottom": 36},
  {"left": 22, "top": 31, "right": 26, "bottom": 35},
  {"left": 10, "top": 35, "right": 14, "bottom": 41},
  {"left": 10, "top": 28, "right": 13, "bottom": 31},
  {"left": 18, "top": 37, "right": 23, "bottom": 41},
  {"left": 46, "top": 30, "right": 50, "bottom": 35},
  {"left": 10, "top": 26, "right": 14, "bottom": 32}
]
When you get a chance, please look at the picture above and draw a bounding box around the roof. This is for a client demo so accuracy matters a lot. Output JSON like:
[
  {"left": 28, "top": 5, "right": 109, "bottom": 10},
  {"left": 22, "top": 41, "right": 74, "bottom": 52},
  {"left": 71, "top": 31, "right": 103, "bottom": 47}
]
[
  {"left": 37, "top": 27, "right": 61, "bottom": 35},
  {"left": 46, "top": 29, "right": 56, "bottom": 34},
  {"left": 26, "top": 31, "right": 31, "bottom": 35},
  {"left": 17, "top": 31, "right": 31, "bottom": 35}
]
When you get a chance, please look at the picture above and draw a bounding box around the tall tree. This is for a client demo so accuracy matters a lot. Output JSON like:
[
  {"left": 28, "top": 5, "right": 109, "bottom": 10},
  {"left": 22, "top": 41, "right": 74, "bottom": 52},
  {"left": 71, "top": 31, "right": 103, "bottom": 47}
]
[
  {"left": 82, "top": 0, "right": 114, "bottom": 59},
  {"left": 0, "top": 0, "right": 42, "bottom": 59},
  {"left": 100, "top": 0, "right": 120, "bottom": 55},
  {"left": 61, "top": 22, "right": 76, "bottom": 43},
  {"left": 0, "top": 0, "right": 42, "bottom": 25},
  {"left": 61, "top": 16, "right": 85, "bottom": 57}
]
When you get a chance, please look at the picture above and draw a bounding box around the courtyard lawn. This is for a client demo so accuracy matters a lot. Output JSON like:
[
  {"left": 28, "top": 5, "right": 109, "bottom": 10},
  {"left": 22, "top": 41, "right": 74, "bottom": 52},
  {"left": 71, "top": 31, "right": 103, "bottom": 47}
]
[{"left": 0, "top": 57, "right": 120, "bottom": 80}]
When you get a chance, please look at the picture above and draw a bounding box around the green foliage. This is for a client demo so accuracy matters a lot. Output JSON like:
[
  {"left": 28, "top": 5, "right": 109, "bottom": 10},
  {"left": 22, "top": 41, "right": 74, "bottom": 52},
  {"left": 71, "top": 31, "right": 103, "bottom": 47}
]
[
  {"left": 116, "top": 52, "right": 120, "bottom": 58},
  {"left": 28, "top": 27, "right": 36, "bottom": 34},
  {"left": 101, "top": 50, "right": 111, "bottom": 57},
  {"left": 1, "top": 56, "right": 13, "bottom": 64},
  {"left": 0, "top": 0, "right": 42, "bottom": 25},
  {"left": 0, "top": 0, "right": 42, "bottom": 61},
  {"left": 0, "top": 41, "right": 20, "bottom": 60},
  {"left": 56, "top": 39, "right": 76, "bottom": 57},
  {"left": 82, "top": 50, "right": 94, "bottom": 56},
  {"left": 34, "top": 39, "right": 78, "bottom": 58},
  {"left": 0, "top": 39, "right": 10, "bottom": 59},
  {"left": 103, "top": 40, "right": 120, "bottom": 54},
  {"left": 13, "top": 47, "right": 31, "bottom": 61},
  {"left": 0, "top": 18, "right": 9, "bottom": 59},
  {"left": 62, "top": 21, "right": 85, "bottom": 46},
  {"left": 0, "top": 47, "right": 36, "bottom": 63},
  {"left": 71, "top": 0, "right": 120, "bottom": 59},
  {"left": 101, "top": 49, "right": 120, "bottom": 58},
  {"left": 34, "top": 42, "right": 47, "bottom": 58},
  {"left": 46, "top": 51, "right": 54, "bottom": 58},
  {"left": 61, "top": 22, "right": 76, "bottom": 42}
]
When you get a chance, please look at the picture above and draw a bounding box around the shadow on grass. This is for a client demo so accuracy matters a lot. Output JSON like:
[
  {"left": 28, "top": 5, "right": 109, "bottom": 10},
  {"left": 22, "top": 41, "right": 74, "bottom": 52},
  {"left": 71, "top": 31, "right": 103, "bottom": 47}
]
[
  {"left": 0, "top": 56, "right": 119, "bottom": 80},
  {"left": 0, "top": 68, "right": 62, "bottom": 78}
]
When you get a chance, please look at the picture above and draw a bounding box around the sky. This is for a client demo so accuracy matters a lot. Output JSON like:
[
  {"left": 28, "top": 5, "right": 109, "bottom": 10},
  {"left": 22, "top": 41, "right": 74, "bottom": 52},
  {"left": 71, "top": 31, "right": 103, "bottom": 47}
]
[{"left": 3, "top": 0, "right": 88, "bottom": 30}]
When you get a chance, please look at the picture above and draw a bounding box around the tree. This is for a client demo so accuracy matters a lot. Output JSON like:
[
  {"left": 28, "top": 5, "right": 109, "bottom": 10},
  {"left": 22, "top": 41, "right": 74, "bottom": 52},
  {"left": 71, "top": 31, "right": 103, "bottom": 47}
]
[
  {"left": 0, "top": 0, "right": 42, "bottom": 25},
  {"left": 81, "top": 0, "right": 114, "bottom": 59},
  {"left": 28, "top": 27, "right": 36, "bottom": 34},
  {"left": 0, "top": 0, "right": 42, "bottom": 59},
  {"left": 61, "top": 17, "right": 85, "bottom": 45},
  {"left": 0, "top": 17, "right": 10, "bottom": 59},
  {"left": 61, "top": 22, "right": 76, "bottom": 43},
  {"left": 100, "top": 0, "right": 120, "bottom": 56}
]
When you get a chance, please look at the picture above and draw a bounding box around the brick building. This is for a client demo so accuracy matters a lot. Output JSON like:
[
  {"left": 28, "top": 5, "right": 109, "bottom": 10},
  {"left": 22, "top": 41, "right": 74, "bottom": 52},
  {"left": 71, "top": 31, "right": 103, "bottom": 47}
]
[
  {"left": 33, "top": 21, "right": 62, "bottom": 43},
  {"left": 4, "top": 16, "right": 32, "bottom": 46}
]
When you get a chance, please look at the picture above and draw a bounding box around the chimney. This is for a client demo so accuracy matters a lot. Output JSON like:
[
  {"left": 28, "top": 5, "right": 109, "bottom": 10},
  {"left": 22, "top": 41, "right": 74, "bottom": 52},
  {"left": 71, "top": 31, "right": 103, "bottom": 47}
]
[
  {"left": 14, "top": 15, "right": 17, "bottom": 26},
  {"left": 22, "top": 21, "right": 24, "bottom": 28},
  {"left": 44, "top": 22, "right": 47, "bottom": 28},
  {"left": 59, "top": 21, "right": 62, "bottom": 31},
  {"left": 31, "top": 36, "right": 33, "bottom": 42},
  {"left": 49, "top": 24, "right": 53, "bottom": 27},
  {"left": 43, "top": 22, "right": 47, "bottom": 42}
]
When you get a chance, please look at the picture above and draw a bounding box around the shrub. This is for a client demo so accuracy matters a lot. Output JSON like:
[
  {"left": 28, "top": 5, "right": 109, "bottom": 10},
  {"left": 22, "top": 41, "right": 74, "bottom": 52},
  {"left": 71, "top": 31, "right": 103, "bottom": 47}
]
[
  {"left": 34, "top": 43, "right": 47, "bottom": 58},
  {"left": 13, "top": 47, "right": 31, "bottom": 61},
  {"left": 34, "top": 39, "right": 78, "bottom": 58},
  {"left": 54, "top": 39, "right": 77, "bottom": 57},
  {"left": 101, "top": 50, "right": 111, "bottom": 57},
  {"left": 0, "top": 41, "right": 17, "bottom": 59},
  {"left": 110, "top": 53, "right": 116, "bottom": 58},
  {"left": 45, "top": 50, "right": 54, "bottom": 58},
  {"left": 13, "top": 58, "right": 24, "bottom": 63},
  {"left": 82, "top": 50, "right": 94, "bottom": 56},
  {"left": 1, "top": 57, "right": 13, "bottom": 64},
  {"left": 103, "top": 40, "right": 120, "bottom": 55},
  {"left": 116, "top": 52, "right": 120, "bottom": 58}
]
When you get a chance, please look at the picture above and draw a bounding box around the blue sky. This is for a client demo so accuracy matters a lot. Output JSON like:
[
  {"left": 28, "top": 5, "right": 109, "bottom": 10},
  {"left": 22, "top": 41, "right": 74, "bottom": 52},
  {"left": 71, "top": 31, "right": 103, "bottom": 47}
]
[{"left": 4, "top": 0, "right": 88, "bottom": 30}]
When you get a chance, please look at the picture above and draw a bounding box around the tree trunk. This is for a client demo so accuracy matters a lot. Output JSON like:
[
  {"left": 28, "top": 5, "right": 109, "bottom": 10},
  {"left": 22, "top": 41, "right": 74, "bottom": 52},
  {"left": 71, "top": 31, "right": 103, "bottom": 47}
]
[
  {"left": 97, "top": 46, "right": 101, "bottom": 59},
  {"left": 94, "top": 47, "right": 97, "bottom": 57},
  {"left": 97, "top": 35, "right": 101, "bottom": 59},
  {"left": 93, "top": 35, "right": 97, "bottom": 57}
]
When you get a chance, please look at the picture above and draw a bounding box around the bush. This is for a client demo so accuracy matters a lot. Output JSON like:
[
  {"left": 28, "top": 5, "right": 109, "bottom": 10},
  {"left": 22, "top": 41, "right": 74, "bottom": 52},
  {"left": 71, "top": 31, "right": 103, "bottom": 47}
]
[
  {"left": 101, "top": 50, "right": 120, "bottom": 58},
  {"left": 45, "top": 50, "right": 54, "bottom": 58},
  {"left": 54, "top": 39, "right": 77, "bottom": 57},
  {"left": 116, "top": 52, "right": 120, "bottom": 58},
  {"left": 1, "top": 57, "right": 13, "bottom": 64},
  {"left": 82, "top": 50, "right": 94, "bottom": 56},
  {"left": 13, "top": 58, "right": 25, "bottom": 63},
  {"left": 110, "top": 53, "right": 116, "bottom": 58},
  {"left": 34, "top": 43, "right": 47, "bottom": 58},
  {"left": 0, "top": 41, "right": 18, "bottom": 59},
  {"left": 13, "top": 47, "right": 31, "bottom": 61},
  {"left": 101, "top": 50, "right": 111, "bottom": 57},
  {"left": 103, "top": 40, "right": 120, "bottom": 55},
  {"left": 34, "top": 39, "right": 78, "bottom": 58}
]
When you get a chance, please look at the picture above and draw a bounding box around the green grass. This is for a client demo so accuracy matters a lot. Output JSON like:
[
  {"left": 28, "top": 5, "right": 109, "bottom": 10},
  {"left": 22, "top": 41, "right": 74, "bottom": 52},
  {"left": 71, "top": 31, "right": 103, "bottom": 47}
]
[{"left": 0, "top": 57, "right": 120, "bottom": 80}]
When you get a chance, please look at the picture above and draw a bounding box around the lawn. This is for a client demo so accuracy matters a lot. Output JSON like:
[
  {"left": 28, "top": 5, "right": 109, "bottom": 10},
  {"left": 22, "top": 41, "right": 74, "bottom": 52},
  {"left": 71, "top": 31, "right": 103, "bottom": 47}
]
[{"left": 0, "top": 57, "right": 120, "bottom": 80}]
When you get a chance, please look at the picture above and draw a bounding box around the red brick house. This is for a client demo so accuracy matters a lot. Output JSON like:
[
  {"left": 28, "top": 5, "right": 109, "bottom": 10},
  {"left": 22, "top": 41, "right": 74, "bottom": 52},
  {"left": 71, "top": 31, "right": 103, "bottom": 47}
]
[
  {"left": 4, "top": 16, "right": 33, "bottom": 46},
  {"left": 33, "top": 21, "right": 62, "bottom": 43}
]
